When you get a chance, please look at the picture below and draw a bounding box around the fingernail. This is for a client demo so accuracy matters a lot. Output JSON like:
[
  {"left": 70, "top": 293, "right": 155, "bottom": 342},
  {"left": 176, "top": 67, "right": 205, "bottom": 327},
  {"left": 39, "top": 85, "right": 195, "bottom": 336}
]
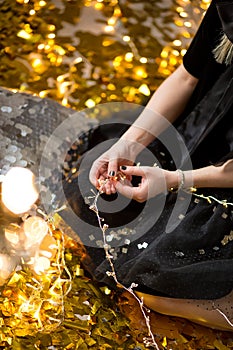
[
  {"left": 109, "top": 170, "right": 115, "bottom": 177},
  {"left": 120, "top": 165, "right": 127, "bottom": 170}
]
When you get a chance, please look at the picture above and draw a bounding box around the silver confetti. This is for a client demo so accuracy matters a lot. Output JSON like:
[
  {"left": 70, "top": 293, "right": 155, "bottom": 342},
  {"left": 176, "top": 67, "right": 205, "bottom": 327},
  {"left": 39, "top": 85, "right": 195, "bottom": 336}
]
[
  {"left": 175, "top": 251, "right": 184, "bottom": 257},
  {"left": 178, "top": 214, "right": 185, "bottom": 220},
  {"left": 221, "top": 212, "right": 228, "bottom": 219},
  {"left": 137, "top": 242, "right": 148, "bottom": 249},
  {"left": 1, "top": 105, "right": 12, "bottom": 113}
]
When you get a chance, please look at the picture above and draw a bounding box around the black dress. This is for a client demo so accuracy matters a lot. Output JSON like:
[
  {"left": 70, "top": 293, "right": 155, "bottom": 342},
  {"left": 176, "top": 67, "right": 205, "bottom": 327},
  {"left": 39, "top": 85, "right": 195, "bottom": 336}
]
[{"left": 63, "top": 1, "right": 233, "bottom": 300}]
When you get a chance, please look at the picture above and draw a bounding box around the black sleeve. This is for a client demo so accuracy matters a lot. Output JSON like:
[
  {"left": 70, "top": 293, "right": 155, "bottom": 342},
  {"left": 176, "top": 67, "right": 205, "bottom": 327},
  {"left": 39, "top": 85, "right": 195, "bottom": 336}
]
[{"left": 183, "top": 1, "right": 222, "bottom": 78}]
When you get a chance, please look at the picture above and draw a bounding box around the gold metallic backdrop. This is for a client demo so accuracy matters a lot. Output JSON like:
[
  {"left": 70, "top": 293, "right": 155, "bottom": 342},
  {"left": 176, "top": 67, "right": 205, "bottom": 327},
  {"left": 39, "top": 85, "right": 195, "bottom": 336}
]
[{"left": 0, "top": 0, "right": 209, "bottom": 110}]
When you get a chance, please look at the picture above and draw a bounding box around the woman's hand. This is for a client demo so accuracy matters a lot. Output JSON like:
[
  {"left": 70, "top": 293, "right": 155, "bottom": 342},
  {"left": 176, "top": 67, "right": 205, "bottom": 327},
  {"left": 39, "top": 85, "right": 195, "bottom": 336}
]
[
  {"left": 114, "top": 159, "right": 233, "bottom": 202},
  {"left": 115, "top": 165, "right": 178, "bottom": 202},
  {"left": 89, "top": 139, "right": 144, "bottom": 194}
]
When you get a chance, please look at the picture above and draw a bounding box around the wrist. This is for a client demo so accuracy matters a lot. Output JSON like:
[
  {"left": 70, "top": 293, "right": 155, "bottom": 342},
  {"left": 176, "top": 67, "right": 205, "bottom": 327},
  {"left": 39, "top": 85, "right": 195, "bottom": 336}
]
[
  {"left": 119, "top": 134, "right": 146, "bottom": 155},
  {"left": 163, "top": 170, "right": 180, "bottom": 190},
  {"left": 121, "top": 125, "right": 154, "bottom": 147},
  {"left": 164, "top": 169, "right": 193, "bottom": 191}
]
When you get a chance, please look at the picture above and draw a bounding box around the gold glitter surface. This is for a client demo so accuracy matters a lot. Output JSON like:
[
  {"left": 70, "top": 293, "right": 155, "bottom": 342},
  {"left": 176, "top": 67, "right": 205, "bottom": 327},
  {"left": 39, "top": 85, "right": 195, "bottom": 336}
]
[{"left": 0, "top": 0, "right": 207, "bottom": 110}]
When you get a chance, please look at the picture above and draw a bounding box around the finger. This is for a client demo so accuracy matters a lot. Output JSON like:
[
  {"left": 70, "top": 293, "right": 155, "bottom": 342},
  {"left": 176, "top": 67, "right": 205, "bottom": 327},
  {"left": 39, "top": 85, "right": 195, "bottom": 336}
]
[
  {"left": 105, "top": 179, "right": 117, "bottom": 194},
  {"left": 115, "top": 181, "right": 145, "bottom": 202},
  {"left": 105, "top": 181, "right": 112, "bottom": 195},
  {"left": 90, "top": 159, "right": 108, "bottom": 187},
  {"left": 120, "top": 165, "right": 146, "bottom": 177},
  {"left": 97, "top": 174, "right": 107, "bottom": 190},
  {"left": 98, "top": 176, "right": 114, "bottom": 194},
  {"left": 89, "top": 161, "right": 101, "bottom": 187},
  {"left": 108, "top": 159, "right": 119, "bottom": 179},
  {"left": 110, "top": 182, "right": 116, "bottom": 193},
  {"left": 89, "top": 172, "right": 99, "bottom": 188},
  {"left": 115, "top": 181, "right": 134, "bottom": 199}
]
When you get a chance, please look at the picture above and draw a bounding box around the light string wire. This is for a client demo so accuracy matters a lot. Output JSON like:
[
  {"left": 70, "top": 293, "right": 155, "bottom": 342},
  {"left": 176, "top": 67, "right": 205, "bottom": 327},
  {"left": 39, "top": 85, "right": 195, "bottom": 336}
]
[
  {"left": 15, "top": 208, "right": 73, "bottom": 331},
  {"left": 214, "top": 308, "right": 233, "bottom": 328},
  {"left": 44, "top": 210, "right": 73, "bottom": 325},
  {"left": 89, "top": 179, "right": 233, "bottom": 342},
  {"left": 185, "top": 187, "right": 233, "bottom": 328},
  {"left": 187, "top": 187, "right": 233, "bottom": 207},
  {"left": 47, "top": 220, "right": 73, "bottom": 324},
  {"left": 89, "top": 181, "right": 160, "bottom": 350}
]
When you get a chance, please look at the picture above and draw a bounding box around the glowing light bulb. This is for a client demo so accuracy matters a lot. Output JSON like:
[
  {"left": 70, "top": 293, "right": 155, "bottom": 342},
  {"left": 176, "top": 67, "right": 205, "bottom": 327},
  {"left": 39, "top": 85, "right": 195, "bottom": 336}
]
[
  {"left": 138, "top": 84, "right": 150, "bottom": 96},
  {"left": 95, "top": 2, "right": 103, "bottom": 9},
  {"left": 58, "top": 81, "right": 70, "bottom": 95},
  {"left": 108, "top": 17, "right": 116, "bottom": 26},
  {"left": 181, "top": 49, "right": 187, "bottom": 56},
  {"left": 39, "top": 90, "right": 47, "bottom": 98},
  {"left": 103, "top": 287, "right": 111, "bottom": 295},
  {"left": 175, "top": 19, "right": 183, "bottom": 27},
  {"left": 160, "top": 50, "right": 168, "bottom": 58},
  {"left": 182, "top": 31, "right": 191, "bottom": 38},
  {"left": 17, "top": 30, "right": 32, "bottom": 40},
  {"left": 23, "top": 216, "right": 48, "bottom": 247},
  {"left": 39, "top": 0, "right": 46, "bottom": 6},
  {"left": 38, "top": 43, "right": 45, "bottom": 50},
  {"left": 2, "top": 167, "right": 38, "bottom": 215},
  {"left": 107, "top": 83, "right": 116, "bottom": 91},
  {"left": 140, "top": 57, "right": 148, "bottom": 64},
  {"left": 125, "top": 52, "right": 134, "bottom": 62},
  {"left": 184, "top": 21, "right": 192, "bottom": 28},
  {"left": 169, "top": 57, "right": 178, "bottom": 66},
  {"left": 48, "top": 24, "right": 55, "bottom": 31},
  {"left": 73, "top": 57, "right": 83, "bottom": 64},
  {"left": 55, "top": 45, "right": 66, "bottom": 56},
  {"left": 0, "top": 254, "right": 16, "bottom": 284},
  {"left": 34, "top": 256, "right": 50, "bottom": 275},
  {"left": 180, "top": 11, "right": 188, "bottom": 18},
  {"left": 123, "top": 35, "right": 130, "bottom": 42},
  {"left": 32, "top": 58, "right": 42, "bottom": 69},
  {"left": 57, "top": 75, "right": 64, "bottom": 83},
  {"left": 160, "top": 60, "right": 167, "bottom": 68},
  {"left": 5, "top": 229, "right": 20, "bottom": 246},
  {"left": 135, "top": 67, "right": 147, "bottom": 78},
  {"left": 62, "top": 97, "right": 68, "bottom": 106},
  {"left": 172, "top": 50, "right": 180, "bottom": 56},
  {"left": 173, "top": 39, "right": 182, "bottom": 47},
  {"left": 85, "top": 99, "right": 96, "bottom": 108},
  {"left": 48, "top": 33, "right": 55, "bottom": 39},
  {"left": 104, "top": 25, "right": 114, "bottom": 33}
]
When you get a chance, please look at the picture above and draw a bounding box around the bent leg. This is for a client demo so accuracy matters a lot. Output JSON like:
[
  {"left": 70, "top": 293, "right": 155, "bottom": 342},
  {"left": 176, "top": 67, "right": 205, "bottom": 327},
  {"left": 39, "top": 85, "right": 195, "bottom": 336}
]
[{"left": 136, "top": 290, "right": 233, "bottom": 331}]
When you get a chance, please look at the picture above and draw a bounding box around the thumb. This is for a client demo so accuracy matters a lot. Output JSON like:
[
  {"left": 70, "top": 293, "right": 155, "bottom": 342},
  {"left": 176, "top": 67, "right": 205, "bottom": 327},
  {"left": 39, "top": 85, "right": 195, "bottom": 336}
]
[
  {"left": 115, "top": 177, "right": 145, "bottom": 202},
  {"left": 120, "top": 165, "right": 145, "bottom": 177},
  {"left": 115, "top": 180, "right": 134, "bottom": 200},
  {"left": 89, "top": 161, "right": 99, "bottom": 187}
]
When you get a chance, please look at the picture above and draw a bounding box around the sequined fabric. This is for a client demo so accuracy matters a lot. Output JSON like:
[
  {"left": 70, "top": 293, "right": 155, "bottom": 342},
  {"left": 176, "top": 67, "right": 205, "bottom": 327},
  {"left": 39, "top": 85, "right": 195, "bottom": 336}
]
[
  {"left": 0, "top": 87, "right": 97, "bottom": 175},
  {"left": 0, "top": 87, "right": 98, "bottom": 211}
]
